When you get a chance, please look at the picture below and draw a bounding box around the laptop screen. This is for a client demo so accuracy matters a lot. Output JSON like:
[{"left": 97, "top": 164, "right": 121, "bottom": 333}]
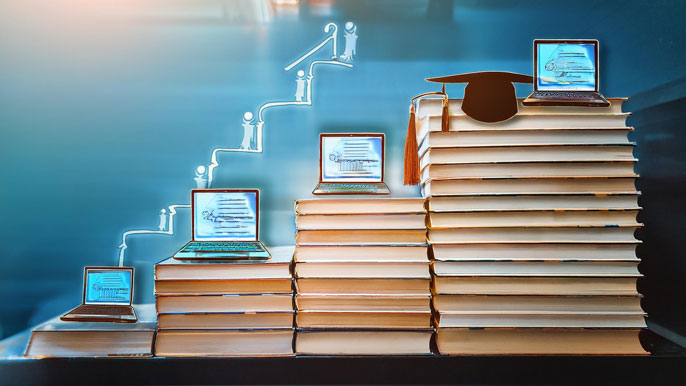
[
  {"left": 84, "top": 268, "right": 133, "bottom": 305},
  {"left": 320, "top": 134, "right": 383, "bottom": 182},
  {"left": 193, "top": 190, "right": 258, "bottom": 241},
  {"left": 536, "top": 41, "right": 597, "bottom": 91}
]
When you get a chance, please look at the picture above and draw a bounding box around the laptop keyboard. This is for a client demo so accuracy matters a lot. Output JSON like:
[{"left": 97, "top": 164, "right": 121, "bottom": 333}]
[
  {"left": 319, "top": 183, "right": 380, "bottom": 190},
  {"left": 181, "top": 241, "right": 265, "bottom": 252},
  {"left": 532, "top": 91, "right": 601, "bottom": 100},
  {"left": 73, "top": 305, "right": 134, "bottom": 316}
]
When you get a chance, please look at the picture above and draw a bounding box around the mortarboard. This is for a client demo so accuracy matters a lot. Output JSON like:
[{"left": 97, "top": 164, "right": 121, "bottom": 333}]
[{"left": 404, "top": 71, "right": 534, "bottom": 185}]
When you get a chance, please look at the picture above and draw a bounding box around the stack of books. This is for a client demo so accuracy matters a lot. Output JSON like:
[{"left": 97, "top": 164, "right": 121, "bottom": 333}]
[
  {"left": 293, "top": 198, "right": 433, "bottom": 355},
  {"left": 417, "top": 98, "right": 648, "bottom": 355},
  {"left": 153, "top": 247, "right": 295, "bottom": 357},
  {"left": 25, "top": 304, "right": 156, "bottom": 358}
]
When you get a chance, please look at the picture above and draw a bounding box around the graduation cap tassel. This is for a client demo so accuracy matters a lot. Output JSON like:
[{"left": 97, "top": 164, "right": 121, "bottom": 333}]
[
  {"left": 404, "top": 103, "right": 420, "bottom": 185},
  {"left": 441, "top": 95, "right": 450, "bottom": 132}
]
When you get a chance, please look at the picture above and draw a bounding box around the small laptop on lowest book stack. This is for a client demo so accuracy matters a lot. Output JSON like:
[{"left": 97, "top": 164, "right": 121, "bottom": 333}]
[
  {"left": 173, "top": 189, "right": 271, "bottom": 260},
  {"left": 61, "top": 266, "right": 137, "bottom": 323},
  {"left": 523, "top": 39, "right": 610, "bottom": 107}
]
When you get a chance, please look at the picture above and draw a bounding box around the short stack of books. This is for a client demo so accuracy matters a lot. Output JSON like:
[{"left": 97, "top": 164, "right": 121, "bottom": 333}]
[
  {"left": 417, "top": 98, "right": 648, "bottom": 355},
  {"left": 25, "top": 304, "right": 157, "bottom": 358},
  {"left": 154, "top": 247, "right": 295, "bottom": 357},
  {"left": 293, "top": 198, "right": 433, "bottom": 355}
]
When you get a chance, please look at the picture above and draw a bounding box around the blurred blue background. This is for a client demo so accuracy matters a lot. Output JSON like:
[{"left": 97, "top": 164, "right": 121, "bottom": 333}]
[{"left": 1, "top": 0, "right": 685, "bottom": 339}]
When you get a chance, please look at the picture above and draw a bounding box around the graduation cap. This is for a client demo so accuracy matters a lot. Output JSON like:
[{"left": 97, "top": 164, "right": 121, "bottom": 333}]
[{"left": 404, "top": 71, "right": 533, "bottom": 185}]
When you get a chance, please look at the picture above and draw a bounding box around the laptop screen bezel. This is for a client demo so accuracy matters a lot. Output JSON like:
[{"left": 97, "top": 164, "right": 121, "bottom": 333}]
[
  {"left": 82, "top": 266, "right": 134, "bottom": 306},
  {"left": 533, "top": 39, "right": 599, "bottom": 92},
  {"left": 191, "top": 188, "right": 260, "bottom": 242},
  {"left": 318, "top": 133, "right": 385, "bottom": 183}
]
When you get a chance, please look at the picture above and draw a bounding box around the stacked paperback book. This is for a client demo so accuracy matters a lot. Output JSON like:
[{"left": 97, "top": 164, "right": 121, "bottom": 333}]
[
  {"left": 154, "top": 247, "right": 295, "bottom": 357},
  {"left": 417, "top": 98, "right": 648, "bottom": 354},
  {"left": 24, "top": 304, "right": 156, "bottom": 358},
  {"left": 293, "top": 198, "right": 433, "bottom": 355}
]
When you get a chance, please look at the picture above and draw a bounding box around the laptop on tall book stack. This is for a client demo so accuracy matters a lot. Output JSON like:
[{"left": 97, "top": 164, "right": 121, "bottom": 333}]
[
  {"left": 313, "top": 133, "right": 391, "bottom": 195},
  {"left": 523, "top": 39, "right": 610, "bottom": 107},
  {"left": 173, "top": 189, "right": 271, "bottom": 260}
]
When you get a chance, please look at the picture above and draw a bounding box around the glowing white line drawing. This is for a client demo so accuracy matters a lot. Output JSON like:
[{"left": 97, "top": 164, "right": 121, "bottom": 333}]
[
  {"left": 117, "top": 204, "right": 190, "bottom": 267},
  {"left": 117, "top": 22, "right": 356, "bottom": 265}
]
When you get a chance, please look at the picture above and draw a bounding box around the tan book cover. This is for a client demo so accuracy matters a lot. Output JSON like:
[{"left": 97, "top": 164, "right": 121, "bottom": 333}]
[
  {"left": 432, "top": 260, "right": 641, "bottom": 277},
  {"left": 433, "top": 276, "right": 639, "bottom": 296},
  {"left": 427, "top": 194, "right": 640, "bottom": 212},
  {"left": 296, "top": 330, "right": 433, "bottom": 355},
  {"left": 431, "top": 243, "right": 639, "bottom": 261},
  {"left": 427, "top": 226, "right": 641, "bottom": 244},
  {"left": 295, "top": 262, "right": 430, "bottom": 279},
  {"left": 156, "top": 294, "right": 294, "bottom": 314},
  {"left": 436, "top": 328, "right": 647, "bottom": 355},
  {"left": 428, "top": 210, "right": 640, "bottom": 228},
  {"left": 294, "top": 245, "right": 429, "bottom": 262},
  {"left": 421, "top": 177, "right": 638, "bottom": 196},
  {"left": 295, "top": 213, "right": 426, "bottom": 230},
  {"left": 421, "top": 161, "right": 637, "bottom": 180},
  {"left": 155, "top": 330, "right": 295, "bottom": 357},
  {"left": 294, "top": 198, "right": 426, "bottom": 215},
  {"left": 296, "top": 229, "right": 427, "bottom": 246}
]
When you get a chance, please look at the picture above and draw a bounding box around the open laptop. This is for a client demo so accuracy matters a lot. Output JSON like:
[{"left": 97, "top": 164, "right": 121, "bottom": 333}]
[
  {"left": 61, "top": 267, "right": 137, "bottom": 323},
  {"left": 173, "top": 189, "right": 270, "bottom": 260},
  {"left": 523, "top": 39, "right": 610, "bottom": 107},
  {"left": 312, "top": 133, "right": 391, "bottom": 195}
]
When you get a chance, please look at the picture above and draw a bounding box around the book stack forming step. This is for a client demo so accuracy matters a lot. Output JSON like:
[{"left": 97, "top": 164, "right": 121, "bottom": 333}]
[
  {"left": 24, "top": 304, "right": 157, "bottom": 358},
  {"left": 293, "top": 198, "right": 433, "bottom": 355},
  {"left": 416, "top": 98, "right": 648, "bottom": 355},
  {"left": 153, "top": 247, "right": 295, "bottom": 357}
]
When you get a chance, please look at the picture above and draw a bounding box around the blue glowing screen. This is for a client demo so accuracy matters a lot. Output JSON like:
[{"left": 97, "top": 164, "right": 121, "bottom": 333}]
[
  {"left": 321, "top": 136, "right": 383, "bottom": 182},
  {"left": 85, "top": 270, "right": 132, "bottom": 305},
  {"left": 537, "top": 42, "right": 597, "bottom": 91},
  {"left": 193, "top": 191, "right": 258, "bottom": 241}
]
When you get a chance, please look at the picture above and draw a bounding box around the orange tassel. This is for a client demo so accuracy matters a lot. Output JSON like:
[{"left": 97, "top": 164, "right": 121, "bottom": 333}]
[
  {"left": 404, "top": 104, "right": 420, "bottom": 185},
  {"left": 441, "top": 96, "right": 450, "bottom": 132}
]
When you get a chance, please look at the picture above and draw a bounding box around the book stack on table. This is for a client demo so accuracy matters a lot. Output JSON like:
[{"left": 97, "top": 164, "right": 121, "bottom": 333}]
[
  {"left": 417, "top": 98, "right": 648, "bottom": 354},
  {"left": 293, "top": 198, "right": 433, "bottom": 355},
  {"left": 153, "top": 247, "right": 295, "bottom": 357}
]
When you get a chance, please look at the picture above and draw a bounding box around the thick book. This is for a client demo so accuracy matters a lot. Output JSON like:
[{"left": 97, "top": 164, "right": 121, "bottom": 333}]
[
  {"left": 156, "top": 294, "right": 294, "bottom": 314},
  {"left": 25, "top": 304, "right": 156, "bottom": 358},
  {"left": 296, "top": 278, "right": 431, "bottom": 295},
  {"left": 427, "top": 194, "right": 640, "bottom": 212},
  {"left": 295, "top": 262, "right": 430, "bottom": 279},
  {"left": 294, "top": 245, "right": 429, "bottom": 262},
  {"left": 296, "top": 294, "right": 431, "bottom": 312},
  {"left": 157, "top": 312, "right": 294, "bottom": 330},
  {"left": 155, "top": 279, "right": 293, "bottom": 295},
  {"left": 418, "top": 128, "right": 633, "bottom": 156},
  {"left": 296, "top": 330, "right": 433, "bottom": 355},
  {"left": 416, "top": 111, "right": 630, "bottom": 143},
  {"left": 295, "top": 229, "right": 427, "bottom": 246},
  {"left": 295, "top": 213, "right": 426, "bottom": 230},
  {"left": 294, "top": 198, "right": 426, "bottom": 215},
  {"left": 155, "top": 252, "right": 292, "bottom": 281},
  {"left": 421, "top": 177, "right": 638, "bottom": 196},
  {"left": 155, "top": 329, "right": 295, "bottom": 357},
  {"left": 416, "top": 97, "right": 627, "bottom": 117},
  {"left": 428, "top": 226, "right": 640, "bottom": 244},
  {"left": 435, "top": 328, "right": 647, "bottom": 355},
  {"left": 421, "top": 161, "right": 637, "bottom": 180},
  {"left": 432, "top": 295, "right": 644, "bottom": 314},
  {"left": 419, "top": 145, "right": 636, "bottom": 169},
  {"left": 433, "top": 276, "right": 639, "bottom": 296},
  {"left": 297, "top": 311, "right": 432, "bottom": 329},
  {"left": 432, "top": 261, "right": 641, "bottom": 277},
  {"left": 436, "top": 313, "right": 646, "bottom": 328},
  {"left": 432, "top": 243, "right": 640, "bottom": 261},
  {"left": 428, "top": 210, "right": 640, "bottom": 228}
]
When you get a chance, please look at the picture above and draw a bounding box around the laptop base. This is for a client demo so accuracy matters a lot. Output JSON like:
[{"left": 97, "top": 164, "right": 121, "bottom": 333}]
[
  {"left": 61, "top": 305, "right": 138, "bottom": 323},
  {"left": 173, "top": 241, "right": 271, "bottom": 260},
  {"left": 313, "top": 182, "right": 391, "bottom": 195},
  {"left": 523, "top": 91, "right": 610, "bottom": 107}
]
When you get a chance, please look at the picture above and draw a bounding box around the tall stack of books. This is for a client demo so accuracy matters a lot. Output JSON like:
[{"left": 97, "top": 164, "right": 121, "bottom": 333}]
[
  {"left": 293, "top": 198, "right": 433, "bottom": 355},
  {"left": 417, "top": 98, "right": 648, "bottom": 355},
  {"left": 153, "top": 247, "right": 295, "bottom": 357}
]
